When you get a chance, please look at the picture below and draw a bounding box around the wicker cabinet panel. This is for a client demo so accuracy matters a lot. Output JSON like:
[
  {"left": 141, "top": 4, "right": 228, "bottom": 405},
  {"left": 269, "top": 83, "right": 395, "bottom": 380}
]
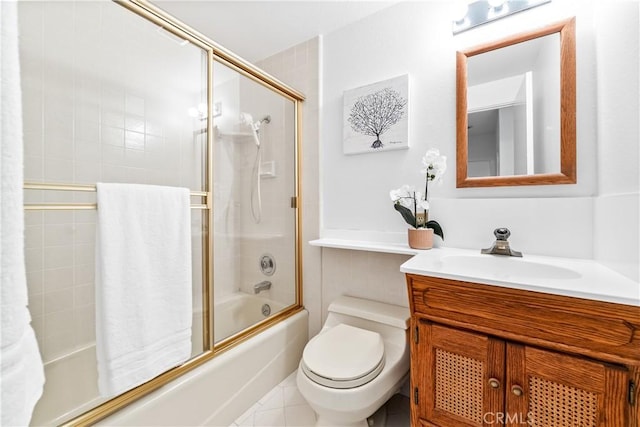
[
  {"left": 434, "top": 348, "right": 484, "bottom": 422},
  {"left": 412, "top": 321, "right": 504, "bottom": 426},
  {"left": 412, "top": 323, "right": 630, "bottom": 427},
  {"left": 506, "top": 344, "right": 628, "bottom": 427},
  {"left": 528, "top": 376, "right": 598, "bottom": 426},
  {"left": 407, "top": 275, "right": 639, "bottom": 427}
]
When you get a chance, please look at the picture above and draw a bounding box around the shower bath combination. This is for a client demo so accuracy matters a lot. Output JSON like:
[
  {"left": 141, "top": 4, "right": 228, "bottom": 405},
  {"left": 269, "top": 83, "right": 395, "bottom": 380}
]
[
  {"left": 240, "top": 112, "right": 272, "bottom": 224},
  {"left": 15, "top": 0, "right": 304, "bottom": 422}
]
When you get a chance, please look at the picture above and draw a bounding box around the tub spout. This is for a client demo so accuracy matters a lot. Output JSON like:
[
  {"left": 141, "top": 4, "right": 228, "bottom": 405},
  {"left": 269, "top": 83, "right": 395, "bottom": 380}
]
[{"left": 253, "top": 280, "right": 272, "bottom": 294}]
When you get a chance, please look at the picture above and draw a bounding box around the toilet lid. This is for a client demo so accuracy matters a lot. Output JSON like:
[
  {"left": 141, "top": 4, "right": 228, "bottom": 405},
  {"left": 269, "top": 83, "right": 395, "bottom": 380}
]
[{"left": 301, "top": 324, "right": 385, "bottom": 389}]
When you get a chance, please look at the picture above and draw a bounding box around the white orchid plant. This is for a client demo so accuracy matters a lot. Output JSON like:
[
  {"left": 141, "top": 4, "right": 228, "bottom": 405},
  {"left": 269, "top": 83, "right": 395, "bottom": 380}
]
[{"left": 390, "top": 148, "right": 446, "bottom": 240}]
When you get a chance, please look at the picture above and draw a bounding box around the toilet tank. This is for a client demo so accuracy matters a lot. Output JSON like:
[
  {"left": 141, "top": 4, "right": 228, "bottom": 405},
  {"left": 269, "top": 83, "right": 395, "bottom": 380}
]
[{"left": 324, "top": 296, "right": 410, "bottom": 337}]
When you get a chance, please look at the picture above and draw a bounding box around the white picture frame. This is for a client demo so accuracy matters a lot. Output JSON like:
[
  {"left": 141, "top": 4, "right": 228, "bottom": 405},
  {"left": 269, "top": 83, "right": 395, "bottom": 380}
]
[{"left": 343, "top": 74, "right": 409, "bottom": 155}]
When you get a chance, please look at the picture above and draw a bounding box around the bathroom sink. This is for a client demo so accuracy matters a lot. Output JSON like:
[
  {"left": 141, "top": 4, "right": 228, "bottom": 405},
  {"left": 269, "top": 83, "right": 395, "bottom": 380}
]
[
  {"left": 440, "top": 255, "right": 582, "bottom": 281},
  {"left": 401, "top": 248, "right": 639, "bottom": 306}
]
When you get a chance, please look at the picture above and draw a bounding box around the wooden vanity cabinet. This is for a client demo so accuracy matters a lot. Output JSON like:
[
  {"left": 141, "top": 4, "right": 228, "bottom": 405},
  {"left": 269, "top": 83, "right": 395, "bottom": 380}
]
[{"left": 407, "top": 274, "right": 640, "bottom": 427}]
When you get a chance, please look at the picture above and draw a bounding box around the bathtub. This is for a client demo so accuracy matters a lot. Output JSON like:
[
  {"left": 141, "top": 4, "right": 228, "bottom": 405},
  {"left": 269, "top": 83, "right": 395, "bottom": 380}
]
[
  {"left": 214, "top": 292, "right": 288, "bottom": 343},
  {"left": 97, "top": 307, "right": 308, "bottom": 426},
  {"left": 31, "top": 294, "right": 306, "bottom": 426},
  {"left": 31, "top": 309, "right": 204, "bottom": 426}
]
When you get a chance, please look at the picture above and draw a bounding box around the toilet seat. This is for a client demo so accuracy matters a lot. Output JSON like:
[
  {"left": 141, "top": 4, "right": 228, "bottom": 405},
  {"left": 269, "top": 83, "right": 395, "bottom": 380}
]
[{"left": 301, "top": 324, "right": 385, "bottom": 389}]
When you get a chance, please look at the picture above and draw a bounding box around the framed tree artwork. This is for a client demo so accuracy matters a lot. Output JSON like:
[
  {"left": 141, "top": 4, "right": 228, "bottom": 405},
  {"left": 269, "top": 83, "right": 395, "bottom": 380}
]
[{"left": 343, "top": 74, "right": 409, "bottom": 155}]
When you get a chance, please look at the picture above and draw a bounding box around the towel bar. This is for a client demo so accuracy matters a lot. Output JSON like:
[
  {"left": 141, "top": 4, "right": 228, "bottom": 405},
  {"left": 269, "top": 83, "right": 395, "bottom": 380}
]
[{"left": 23, "top": 181, "right": 209, "bottom": 210}]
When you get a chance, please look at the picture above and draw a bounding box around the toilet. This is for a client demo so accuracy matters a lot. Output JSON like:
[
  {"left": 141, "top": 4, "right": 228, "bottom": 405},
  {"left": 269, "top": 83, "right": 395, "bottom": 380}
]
[{"left": 296, "top": 296, "right": 410, "bottom": 427}]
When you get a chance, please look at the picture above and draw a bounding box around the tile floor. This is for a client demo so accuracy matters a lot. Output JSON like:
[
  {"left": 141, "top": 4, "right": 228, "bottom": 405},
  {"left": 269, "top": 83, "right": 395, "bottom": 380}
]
[{"left": 230, "top": 371, "right": 410, "bottom": 427}]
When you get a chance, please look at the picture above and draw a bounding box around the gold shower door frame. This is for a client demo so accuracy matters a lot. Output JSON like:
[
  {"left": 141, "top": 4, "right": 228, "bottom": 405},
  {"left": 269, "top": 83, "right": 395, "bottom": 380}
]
[{"left": 19, "top": 1, "right": 306, "bottom": 425}]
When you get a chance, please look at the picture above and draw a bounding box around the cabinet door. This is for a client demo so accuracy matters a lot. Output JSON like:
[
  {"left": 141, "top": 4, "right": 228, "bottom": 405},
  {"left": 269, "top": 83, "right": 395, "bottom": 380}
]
[
  {"left": 413, "top": 321, "right": 505, "bottom": 426},
  {"left": 506, "top": 344, "right": 629, "bottom": 426}
]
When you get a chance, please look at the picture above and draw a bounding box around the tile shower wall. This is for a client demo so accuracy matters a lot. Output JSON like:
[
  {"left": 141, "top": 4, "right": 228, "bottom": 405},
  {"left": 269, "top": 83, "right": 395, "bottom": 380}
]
[
  {"left": 19, "top": 1, "right": 207, "bottom": 423},
  {"left": 203, "top": 45, "right": 314, "bottom": 340},
  {"left": 321, "top": 249, "right": 412, "bottom": 319},
  {"left": 212, "top": 73, "right": 240, "bottom": 302},
  {"left": 257, "top": 37, "right": 322, "bottom": 337},
  {"left": 210, "top": 68, "right": 297, "bottom": 313},
  {"left": 21, "top": 0, "right": 205, "bottom": 361},
  {"left": 232, "top": 93, "right": 297, "bottom": 308},
  {"left": 201, "top": 37, "right": 322, "bottom": 336}
]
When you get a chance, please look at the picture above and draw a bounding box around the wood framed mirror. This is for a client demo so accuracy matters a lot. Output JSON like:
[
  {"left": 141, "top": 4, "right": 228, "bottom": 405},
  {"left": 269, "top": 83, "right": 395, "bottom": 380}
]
[{"left": 456, "top": 18, "right": 576, "bottom": 188}]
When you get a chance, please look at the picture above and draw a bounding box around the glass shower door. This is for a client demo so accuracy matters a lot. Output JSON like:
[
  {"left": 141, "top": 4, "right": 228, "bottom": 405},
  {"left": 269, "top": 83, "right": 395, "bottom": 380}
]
[
  {"left": 211, "top": 60, "right": 298, "bottom": 344},
  {"left": 19, "top": 1, "right": 209, "bottom": 423}
]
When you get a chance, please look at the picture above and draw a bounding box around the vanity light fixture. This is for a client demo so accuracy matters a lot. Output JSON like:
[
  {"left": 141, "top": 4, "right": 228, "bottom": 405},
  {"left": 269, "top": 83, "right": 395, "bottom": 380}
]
[
  {"left": 487, "top": 0, "right": 509, "bottom": 19},
  {"left": 487, "top": 0, "right": 507, "bottom": 8},
  {"left": 453, "top": 1, "right": 470, "bottom": 24},
  {"left": 452, "top": 0, "right": 551, "bottom": 34}
]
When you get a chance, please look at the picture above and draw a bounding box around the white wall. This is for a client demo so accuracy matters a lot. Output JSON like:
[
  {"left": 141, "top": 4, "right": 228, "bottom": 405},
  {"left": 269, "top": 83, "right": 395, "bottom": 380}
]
[
  {"left": 593, "top": 1, "right": 640, "bottom": 282},
  {"left": 531, "top": 33, "right": 561, "bottom": 174},
  {"left": 321, "top": 0, "right": 599, "bottom": 260},
  {"left": 319, "top": 0, "right": 638, "bottom": 305},
  {"left": 469, "top": 131, "right": 498, "bottom": 176},
  {"left": 512, "top": 102, "right": 528, "bottom": 175},
  {"left": 467, "top": 74, "right": 525, "bottom": 111},
  {"left": 498, "top": 107, "right": 515, "bottom": 176}
]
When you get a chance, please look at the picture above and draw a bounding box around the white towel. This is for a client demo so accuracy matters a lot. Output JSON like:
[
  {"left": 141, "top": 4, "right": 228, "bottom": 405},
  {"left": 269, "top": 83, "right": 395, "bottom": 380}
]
[
  {"left": 1, "top": 0, "right": 46, "bottom": 424},
  {"left": 95, "top": 183, "right": 192, "bottom": 397}
]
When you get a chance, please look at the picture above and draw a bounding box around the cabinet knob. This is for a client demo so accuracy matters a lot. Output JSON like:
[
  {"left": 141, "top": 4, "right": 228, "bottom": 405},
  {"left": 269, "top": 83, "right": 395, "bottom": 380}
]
[
  {"left": 488, "top": 378, "right": 500, "bottom": 389},
  {"left": 511, "top": 385, "right": 524, "bottom": 396}
]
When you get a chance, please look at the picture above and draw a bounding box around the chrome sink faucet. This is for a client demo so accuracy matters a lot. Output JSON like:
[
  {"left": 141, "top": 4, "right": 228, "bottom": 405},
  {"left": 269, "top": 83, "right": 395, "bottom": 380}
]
[{"left": 481, "top": 228, "right": 523, "bottom": 257}]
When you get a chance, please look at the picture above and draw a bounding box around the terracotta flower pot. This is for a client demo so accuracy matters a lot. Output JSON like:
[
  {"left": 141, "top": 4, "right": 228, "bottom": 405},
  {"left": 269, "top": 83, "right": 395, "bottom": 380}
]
[{"left": 408, "top": 228, "right": 434, "bottom": 250}]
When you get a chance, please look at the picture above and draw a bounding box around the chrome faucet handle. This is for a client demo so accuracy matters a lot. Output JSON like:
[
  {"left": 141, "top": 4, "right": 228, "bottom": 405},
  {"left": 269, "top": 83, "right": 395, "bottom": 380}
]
[
  {"left": 482, "top": 227, "right": 522, "bottom": 257},
  {"left": 494, "top": 228, "right": 511, "bottom": 241}
]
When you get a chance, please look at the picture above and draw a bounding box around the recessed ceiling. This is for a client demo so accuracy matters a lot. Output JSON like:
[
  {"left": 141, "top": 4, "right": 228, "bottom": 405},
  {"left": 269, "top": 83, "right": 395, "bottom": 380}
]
[{"left": 152, "top": 1, "right": 398, "bottom": 62}]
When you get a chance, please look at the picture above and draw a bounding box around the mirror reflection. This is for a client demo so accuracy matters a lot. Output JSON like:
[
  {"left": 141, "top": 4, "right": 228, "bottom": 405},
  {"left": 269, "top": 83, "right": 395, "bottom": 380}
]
[
  {"left": 456, "top": 18, "right": 576, "bottom": 188},
  {"left": 467, "top": 33, "right": 560, "bottom": 178}
]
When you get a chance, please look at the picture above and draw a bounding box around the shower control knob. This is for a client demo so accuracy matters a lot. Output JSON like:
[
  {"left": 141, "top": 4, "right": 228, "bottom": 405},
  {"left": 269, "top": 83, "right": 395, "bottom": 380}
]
[{"left": 259, "top": 254, "right": 276, "bottom": 276}]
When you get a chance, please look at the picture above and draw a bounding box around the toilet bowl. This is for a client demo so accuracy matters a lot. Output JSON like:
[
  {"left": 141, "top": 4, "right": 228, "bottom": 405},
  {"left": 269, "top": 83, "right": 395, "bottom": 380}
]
[{"left": 296, "top": 296, "right": 410, "bottom": 427}]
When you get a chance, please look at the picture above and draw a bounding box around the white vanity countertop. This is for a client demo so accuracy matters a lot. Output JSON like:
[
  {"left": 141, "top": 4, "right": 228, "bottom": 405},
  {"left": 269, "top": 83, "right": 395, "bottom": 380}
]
[
  {"left": 400, "top": 247, "right": 640, "bottom": 307},
  {"left": 309, "top": 238, "right": 420, "bottom": 255}
]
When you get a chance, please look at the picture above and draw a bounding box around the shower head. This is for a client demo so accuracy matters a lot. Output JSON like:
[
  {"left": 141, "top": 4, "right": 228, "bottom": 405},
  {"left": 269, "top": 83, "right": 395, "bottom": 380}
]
[
  {"left": 240, "top": 112, "right": 261, "bottom": 146},
  {"left": 240, "top": 112, "right": 254, "bottom": 126},
  {"left": 240, "top": 113, "right": 270, "bottom": 147}
]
